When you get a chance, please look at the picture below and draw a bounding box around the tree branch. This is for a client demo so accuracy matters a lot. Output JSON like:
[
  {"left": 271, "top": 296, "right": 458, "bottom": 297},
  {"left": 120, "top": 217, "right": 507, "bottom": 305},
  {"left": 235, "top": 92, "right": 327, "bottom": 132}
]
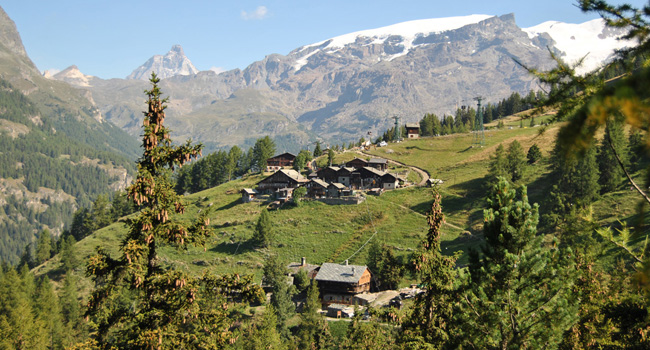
[{"left": 606, "top": 132, "right": 650, "bottom": 205}]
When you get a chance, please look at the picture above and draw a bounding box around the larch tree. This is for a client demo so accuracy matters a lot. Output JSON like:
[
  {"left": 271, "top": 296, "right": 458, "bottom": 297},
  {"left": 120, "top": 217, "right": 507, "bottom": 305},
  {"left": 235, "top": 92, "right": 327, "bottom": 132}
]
[
  {"left": 597, "top": 115, "right": 627, "bottom": 193},
  {"left": 83, "top": 73, "right": 263, "bottom": 349}
]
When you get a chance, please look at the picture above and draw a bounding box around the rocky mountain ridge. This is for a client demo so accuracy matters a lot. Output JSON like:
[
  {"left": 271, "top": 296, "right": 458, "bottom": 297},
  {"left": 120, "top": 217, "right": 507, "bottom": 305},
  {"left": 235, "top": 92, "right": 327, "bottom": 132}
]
[
  {"left": 48, "top": 14, "right": 632, "bottom": 151},
  {"left": 127, "top": 44, "right": 199, "bottom": 80}
]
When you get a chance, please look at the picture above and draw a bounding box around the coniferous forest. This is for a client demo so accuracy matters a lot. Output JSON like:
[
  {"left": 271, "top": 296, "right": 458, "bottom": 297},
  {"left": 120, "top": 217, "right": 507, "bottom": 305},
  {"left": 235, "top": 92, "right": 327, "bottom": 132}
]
[{"left": 6, "top": 1, "right": 650, "bottom": 349}]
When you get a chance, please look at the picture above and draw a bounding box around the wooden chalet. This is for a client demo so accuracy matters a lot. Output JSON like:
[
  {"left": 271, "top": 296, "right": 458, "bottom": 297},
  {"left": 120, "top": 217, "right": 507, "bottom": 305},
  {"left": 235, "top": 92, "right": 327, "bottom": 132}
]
[
  {"left": 336, "top": 167, "right": 355, "bottom": 187},
  {"left": 240, "top": 188, "right": 258, "bottom": 203},
  {"left": 345, "top": 157, "right": 369, "bottom": 169},
  {"left": 256, "top": 169, "right": 308, "bottom": 194},
  {"left": 306, "top": 179, "right": 329, "bottom": 198},
  {"left": 266, "top": 152, "right": 296, "bottom": 172},
  {"left": 351, "top": 167, "right": 386, "bottom": 189},
  {"left": 316, "top": 166, "right": 340, "bottom": 183},
  {"left": 315, "top": 262, "right": 372, "bottom": 305},
  {"left": 381, "top": 173, "right": 399, "bottom": 190},
  {"left": 405, "top": 123, "right": 420, "bottom": 139},
  {"left": 368, "top": 158, "right": 388, "bottom": 171},
  {"left": 327, "top": 183, "right": 347, "bottom": 198}
]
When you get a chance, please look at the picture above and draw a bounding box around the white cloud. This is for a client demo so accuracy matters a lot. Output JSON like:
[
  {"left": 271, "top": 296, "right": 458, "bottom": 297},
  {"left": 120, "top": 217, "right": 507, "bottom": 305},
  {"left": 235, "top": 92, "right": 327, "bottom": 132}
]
[
  {"left": 209, "top": 67, "right": 226, "bottom": 74},
  {"left": 241, "top": 6, "right": 268, "bottom": 20}
]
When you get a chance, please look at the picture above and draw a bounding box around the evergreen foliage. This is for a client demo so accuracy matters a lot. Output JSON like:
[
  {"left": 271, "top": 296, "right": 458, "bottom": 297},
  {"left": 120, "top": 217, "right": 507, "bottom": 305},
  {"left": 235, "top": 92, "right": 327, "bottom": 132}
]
[
  {"left": 313, "top": 142, "right": 323, "bottom": 157},
  {"left": 83, "top": 74, "right": 263, "bottom": 349},
  {"left": 252, "top": 136, "right": 276, "bottom": 173},
  {"left": 252, "top": 208, "right": 274, "bottom": 248},
  {"left": 597, "top": 115, "right": 628, "bottom": 193},
  {"left": 456, "top": 178, "right": 577, "bottom": 349},
  {"left": 367, "top": 241, "right": 403, "bottom": 290},
  {"left": 527, "top": 144, "right": 542, "bottom": 164},
  {"left": 293, "top": 149, "right": 313, "bottom": 172},
  {"left": 507, "top": 140, "right": 527, "bottom": 182},
  {"left": 263, "top": 254, "right": 295, "bottom": 338},
  {"left": 296, "top": 280, "right": 332, "bottom": 349},
  {"left": 398, "top": 189, "right": 457, "bottom": 348},
  {"left": 488, "top": 144, "right": 508, "bottom": 184}
]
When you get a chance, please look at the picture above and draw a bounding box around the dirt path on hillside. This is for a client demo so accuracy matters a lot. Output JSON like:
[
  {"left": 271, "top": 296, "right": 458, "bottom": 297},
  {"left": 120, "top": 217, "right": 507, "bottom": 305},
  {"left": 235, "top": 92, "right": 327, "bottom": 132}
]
[{"left": 355, "top": 150, "right": 430, "bottom": 186}]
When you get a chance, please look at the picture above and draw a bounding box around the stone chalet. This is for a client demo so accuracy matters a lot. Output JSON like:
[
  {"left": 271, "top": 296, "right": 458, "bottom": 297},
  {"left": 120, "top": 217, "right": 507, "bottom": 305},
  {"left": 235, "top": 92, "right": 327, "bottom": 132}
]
[
  {"left": 266, "top": 152, "right": 296, "bottom": 172},
  {"left": 405, "top": 123, "right": 420, "bottom": 139},
  {"left": 256, "top": 169, "right": 308, "bottom": 195},
  {"left": 315, "top": 262, "right": 372, "bottom": 305}
]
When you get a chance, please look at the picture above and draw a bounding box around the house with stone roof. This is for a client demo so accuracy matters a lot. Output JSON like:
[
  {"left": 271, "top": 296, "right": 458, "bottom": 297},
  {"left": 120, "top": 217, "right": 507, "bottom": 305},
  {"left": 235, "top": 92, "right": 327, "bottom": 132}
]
[
  {"left": 315, "top": 262, "right": 372, "bottom": 305},
  {"left": 266, "top": 152, "right": 296, "bottom": 172},
  {"left": 256, "top": 169, "right": 308, "bottom": 195}
]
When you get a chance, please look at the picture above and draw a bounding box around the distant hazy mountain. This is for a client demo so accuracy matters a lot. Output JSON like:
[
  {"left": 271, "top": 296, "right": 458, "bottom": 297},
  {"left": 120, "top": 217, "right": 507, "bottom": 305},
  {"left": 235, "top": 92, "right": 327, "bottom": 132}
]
[
  {"left": 50, "top": 14, "right": 633, "bottom": 151},
  {"left": 127, "top": 44, "right": 199, "bottom": 80}
]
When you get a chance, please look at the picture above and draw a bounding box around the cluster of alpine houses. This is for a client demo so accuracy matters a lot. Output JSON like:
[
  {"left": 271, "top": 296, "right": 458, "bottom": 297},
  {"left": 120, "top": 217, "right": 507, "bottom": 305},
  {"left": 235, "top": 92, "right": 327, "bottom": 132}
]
[{"left": 242, "top": 153, "right": 405, "bottom": 205}]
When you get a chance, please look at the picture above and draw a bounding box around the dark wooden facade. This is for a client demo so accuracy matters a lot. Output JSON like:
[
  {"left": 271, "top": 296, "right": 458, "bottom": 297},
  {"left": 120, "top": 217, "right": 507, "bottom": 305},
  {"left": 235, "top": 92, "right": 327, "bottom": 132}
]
[
  {"left": 266, "top": 152, "right": 296, "bottom": 172},
  {"left": 345, "top": 158, "right": 369, "bottom": 169},
  {"left": 315, "top": 263, "right": 372, "bottom": 305},
  {"left": 405, "top": 123, "right": 420, "bottom": 139},
  {"left": 256, "top": 169, "right": 307, "bottom": 193},
  {"left": 306, "top": 179, "right": 329, "bottom": 198},
  {"left": 316, "top": 166, "right": 340, "bottom": 183},
  {"left": 368, "top": 158, "right": 388, "bottom": 171},
  {"left": 351, "top": 167, "right": 385, "bottom": 189}
]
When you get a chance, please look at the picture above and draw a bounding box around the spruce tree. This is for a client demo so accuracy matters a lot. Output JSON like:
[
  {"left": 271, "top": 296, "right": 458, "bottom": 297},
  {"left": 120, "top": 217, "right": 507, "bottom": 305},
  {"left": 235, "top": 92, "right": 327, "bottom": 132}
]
[
  {"left": 84, "top": 74, "right": 263, "bottom": 349},
  {"left": 527, "top": 144, "right": 542, "bottom": 164},
  {"left": 252, "top": 208, "right": 273, "bottom": 248},
  {"left": 297, "top": 280, "right": 332, "bottom": 349},
  {"left": 238, "top": 305, "right": 286, "bottom": 350},
  {"left": 263, "top": 254, "right": 295, "bottom": 338},
  {"left": 398, "top": 189, "right": 457, "bottom": 348},
  {"left": 253, "top": 136, "right": 276, "bottom": 173},
  {"left": 313, "top": 141, "right": 323, "bottom": 157},
  {"left": 456, "top": 178, "right": 578, "bottom": 349},
  {"left": 598, "top": 115, "right": 627, "bottom": 193},
  {"left": 488, "top": 144, "right": 508, "bottom": 184},
  {"left": 507, "top": 140, "right": 526, "bottom": 182}
]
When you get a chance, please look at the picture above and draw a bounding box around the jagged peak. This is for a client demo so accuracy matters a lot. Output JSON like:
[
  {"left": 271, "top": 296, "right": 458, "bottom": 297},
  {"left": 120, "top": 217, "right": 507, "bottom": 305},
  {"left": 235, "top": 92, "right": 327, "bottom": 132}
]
[{"left": 127, "top": 44, "right": 199, "bottom": 80}]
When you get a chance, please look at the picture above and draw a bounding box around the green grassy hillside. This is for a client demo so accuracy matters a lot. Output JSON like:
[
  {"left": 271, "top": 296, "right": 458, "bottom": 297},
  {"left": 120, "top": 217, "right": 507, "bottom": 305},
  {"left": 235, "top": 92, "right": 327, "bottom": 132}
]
[{"left": 35, "top": 119, "right": 648, "bottom": 295}]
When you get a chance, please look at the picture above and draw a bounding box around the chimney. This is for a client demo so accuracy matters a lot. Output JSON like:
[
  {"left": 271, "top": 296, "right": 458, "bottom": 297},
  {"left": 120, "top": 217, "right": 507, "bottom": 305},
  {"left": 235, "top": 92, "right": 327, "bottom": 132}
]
[
  {"left": 344, "top": 260, "right": 349, "bottom": 266},
  {"left": 301, "top": 257, "right": 306, "bottom": 266}
]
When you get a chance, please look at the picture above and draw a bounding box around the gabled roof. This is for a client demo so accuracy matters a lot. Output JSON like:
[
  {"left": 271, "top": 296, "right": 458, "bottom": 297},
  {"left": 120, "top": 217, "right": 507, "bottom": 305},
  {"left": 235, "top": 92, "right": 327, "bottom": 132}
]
[
  {"left": 315, "top": 263, "right": 369, "bottom": 283},
  {"left": 241, "top": 188, "right": 258, "bottom": 195},
  {"left": 368, "top": 158, "right": 387, "bottom": 164},
  {"left": 310, "top": 179, "right": 329, "bottom": 188},
  {"left": 347, "top": 157, "right": 369, "bottom": 164},
  {"left": 329, "top": 182, "right": 346, "bottom": 190},
  {"left": 337, "top": 167, "right": 355, "bottom": 175},
  {"left": 381, "top": 173, "right": 398, "bottom": 181},
  {"left": 279, "top": 169, "right": 308, "bottom": 182},
  {"left": 359, "top": 166, "right": 386, "bottom": 177},
  {"left": 268, "top": 152, "right": 296, "bottom": 160},
  {"left": 405, "top": 123, "right": 420, "bottom": 129}
]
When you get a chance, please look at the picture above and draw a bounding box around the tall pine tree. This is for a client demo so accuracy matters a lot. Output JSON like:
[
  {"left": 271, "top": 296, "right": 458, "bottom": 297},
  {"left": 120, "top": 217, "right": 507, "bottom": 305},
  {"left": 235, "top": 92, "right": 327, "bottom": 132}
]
[{"left": 83, "top": 74, "right": 263, "bottom": 349}]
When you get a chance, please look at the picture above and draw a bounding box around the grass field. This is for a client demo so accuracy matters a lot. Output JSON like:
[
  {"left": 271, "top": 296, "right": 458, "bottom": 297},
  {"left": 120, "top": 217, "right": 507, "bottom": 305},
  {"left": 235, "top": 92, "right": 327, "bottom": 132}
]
[{"left": 35, "top": 118, "right": 650, "bottom": 295}]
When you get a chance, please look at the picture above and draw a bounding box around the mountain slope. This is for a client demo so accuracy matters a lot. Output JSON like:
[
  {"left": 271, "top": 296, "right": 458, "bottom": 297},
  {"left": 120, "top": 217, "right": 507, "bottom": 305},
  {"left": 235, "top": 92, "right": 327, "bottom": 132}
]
[
  {"left": 0, "top": 5, "right": 141, "bottom": 264},
  {"left": 52, "top": 14, "right": 633, "bottom": 152}
]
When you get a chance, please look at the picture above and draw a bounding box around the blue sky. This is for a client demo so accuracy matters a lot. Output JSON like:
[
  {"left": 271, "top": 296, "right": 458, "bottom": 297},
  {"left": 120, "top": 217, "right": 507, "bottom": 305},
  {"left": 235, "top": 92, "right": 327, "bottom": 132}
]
[{"left": 3, "top": 0, "right": 648, "bottom": 79}]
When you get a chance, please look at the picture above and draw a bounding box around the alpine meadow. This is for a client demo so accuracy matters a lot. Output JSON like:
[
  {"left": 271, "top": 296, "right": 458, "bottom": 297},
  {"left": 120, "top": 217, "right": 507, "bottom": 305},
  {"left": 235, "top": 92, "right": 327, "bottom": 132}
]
[{"left": 4, "top": 1, "right": 650, "bottom": 349}]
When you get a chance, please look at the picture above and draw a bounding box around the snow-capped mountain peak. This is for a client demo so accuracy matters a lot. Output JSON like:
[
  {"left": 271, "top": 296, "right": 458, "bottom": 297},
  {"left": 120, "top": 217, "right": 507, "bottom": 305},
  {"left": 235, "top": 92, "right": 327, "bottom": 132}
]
[
  {"left": 292, "top": 14, "right": 494, "bottom": 70},
  {"left": 524, "top": 19, "right": 635, "bottom": 74},
  {"left": 127, "top": 44, "right": 199, "bottom": 80}
]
